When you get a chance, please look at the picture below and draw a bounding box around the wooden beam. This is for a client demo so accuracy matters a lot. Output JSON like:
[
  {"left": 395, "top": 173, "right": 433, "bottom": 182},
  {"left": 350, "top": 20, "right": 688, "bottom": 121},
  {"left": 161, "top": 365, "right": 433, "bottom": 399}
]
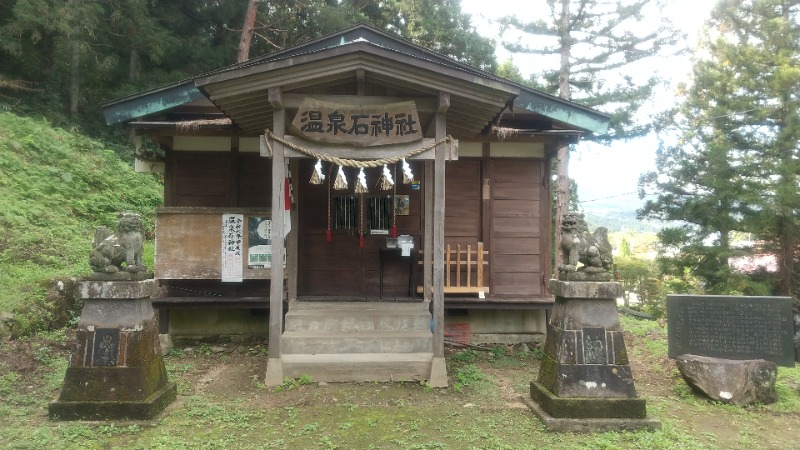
[
  {"left": 424, "top": 161, "right": 433, "bottom": 302},
  {"left": 287, "top": 158, "right": 299, "bottom": 302},
  {"left": 281, "top": 94, "right": 438, "bottom": 112},
  {"left": 281, "top": 136, "right": 439, "bottom": 160},
  {"left": 429, "top": 104, "right": 448, "bottom": 387},
  {"left": 433, "top": 111, "right": 446, "bottom": 359},
  {"left": 438, "top": 91, "right": 450, "bottom": 114},
  {"left": 268, "top": 87, "right": 283, "bottom": 110},
  {"left": 266, "top": 87, "right": 285, "bottom": 385},
  {"left": 356, "top": 69, "right": 365, "bottom": 96}
]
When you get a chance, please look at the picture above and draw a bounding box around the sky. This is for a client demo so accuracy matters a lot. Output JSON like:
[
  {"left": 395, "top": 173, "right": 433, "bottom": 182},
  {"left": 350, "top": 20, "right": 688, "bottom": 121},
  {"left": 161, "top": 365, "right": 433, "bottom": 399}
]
[{"left": 459, "top": 0, "right": 718, "bottom": 214}]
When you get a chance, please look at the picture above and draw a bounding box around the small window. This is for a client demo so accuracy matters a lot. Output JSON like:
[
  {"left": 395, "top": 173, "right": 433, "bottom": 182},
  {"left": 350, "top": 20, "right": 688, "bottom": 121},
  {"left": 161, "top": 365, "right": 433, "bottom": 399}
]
[
  {"left": 367, "top": 196, "right": 392, "bottom": 231},
  {"left": 331, "top": 195, "right": 393, "bottom": 232},
  {"left": 332, "top": 196, "right": 358, "bottom": 230}
]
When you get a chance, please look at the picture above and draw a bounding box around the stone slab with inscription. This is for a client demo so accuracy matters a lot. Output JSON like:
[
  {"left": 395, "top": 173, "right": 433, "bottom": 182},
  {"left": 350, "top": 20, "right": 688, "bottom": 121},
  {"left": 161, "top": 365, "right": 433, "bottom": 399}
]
[{"left": 667, "top": 295, "right": 795, "bottom": 367}]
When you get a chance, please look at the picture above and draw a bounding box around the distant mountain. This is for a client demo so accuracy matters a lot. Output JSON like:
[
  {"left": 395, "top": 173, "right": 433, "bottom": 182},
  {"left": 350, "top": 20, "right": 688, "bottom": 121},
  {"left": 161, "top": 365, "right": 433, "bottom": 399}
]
[{"left": 582, "top": 207, "right": 662, "bottom": 233}]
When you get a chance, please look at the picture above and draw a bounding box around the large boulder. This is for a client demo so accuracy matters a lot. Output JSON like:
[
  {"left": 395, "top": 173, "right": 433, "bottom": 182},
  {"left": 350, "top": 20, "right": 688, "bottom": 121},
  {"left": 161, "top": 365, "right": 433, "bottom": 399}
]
[{"left": 676, "top": 354, "right": 777, "bottom": 406}]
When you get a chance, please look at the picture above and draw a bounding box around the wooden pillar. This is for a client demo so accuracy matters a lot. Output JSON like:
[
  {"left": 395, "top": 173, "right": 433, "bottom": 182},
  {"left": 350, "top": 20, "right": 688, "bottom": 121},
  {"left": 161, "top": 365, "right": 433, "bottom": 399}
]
[
  {"left": 287, "top": 159, "right": 299, "bottom": 302},
  {"left": 429, "top": 91, "right": 449, "bottom": 387},
  {"left": 266, "top": 86, "right": 285, "bottom": 385},
  {"left": 424, "top": 162, "right": 433, "bottom": 300}
]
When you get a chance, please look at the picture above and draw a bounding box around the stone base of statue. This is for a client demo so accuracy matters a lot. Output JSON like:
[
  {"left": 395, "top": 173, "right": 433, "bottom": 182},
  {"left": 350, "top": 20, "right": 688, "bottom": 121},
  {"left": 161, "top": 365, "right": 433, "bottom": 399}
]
[
  {"left": 49, "top": 279, "right": 176, "bottom": 421},
  {"left": 524, "top": 280, "right": 660, "bottom": 432}
]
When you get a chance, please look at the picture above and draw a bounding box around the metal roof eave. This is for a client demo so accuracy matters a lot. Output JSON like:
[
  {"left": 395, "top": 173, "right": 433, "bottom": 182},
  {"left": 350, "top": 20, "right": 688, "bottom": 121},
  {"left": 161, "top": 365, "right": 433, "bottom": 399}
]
[
  {"left": 102, "top": 81, "right": 205, "bottom": 125},
  {"left": 514, "top": 90, "right": 610, "bottom": 135}
]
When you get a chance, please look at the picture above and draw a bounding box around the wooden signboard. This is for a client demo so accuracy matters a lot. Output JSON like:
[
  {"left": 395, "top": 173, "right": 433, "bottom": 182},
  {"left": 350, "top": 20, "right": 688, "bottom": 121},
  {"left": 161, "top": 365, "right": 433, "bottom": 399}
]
[
  {"left": 154, "top": 208, "right": 273, "bottom": 280},
  {"left": 290, "top": 97, "right": 422, "bottom": 147}
]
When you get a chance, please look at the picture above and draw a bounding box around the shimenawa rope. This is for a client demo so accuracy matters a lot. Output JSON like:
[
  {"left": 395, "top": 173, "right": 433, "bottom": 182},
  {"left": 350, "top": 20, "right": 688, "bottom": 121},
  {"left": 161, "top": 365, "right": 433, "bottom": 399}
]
[{"left": 262, "top": 129, "right": 454, "bottom": 168}]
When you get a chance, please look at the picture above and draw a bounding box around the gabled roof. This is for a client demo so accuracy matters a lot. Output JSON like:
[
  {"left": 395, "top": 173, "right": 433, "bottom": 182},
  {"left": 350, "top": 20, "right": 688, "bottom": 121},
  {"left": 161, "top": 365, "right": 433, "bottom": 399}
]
[{"left": 103, "top": 25, "right": 609, "bottom": 137}]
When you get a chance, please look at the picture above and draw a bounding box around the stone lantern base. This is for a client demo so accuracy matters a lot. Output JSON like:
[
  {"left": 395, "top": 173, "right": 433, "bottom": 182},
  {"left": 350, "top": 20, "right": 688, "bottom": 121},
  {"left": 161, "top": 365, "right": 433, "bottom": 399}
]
[
  {"left": 524, "top": 280, "right": 660, "bottom": 432},
  {"left": 49, "top": 279, "right": 176, "bottom": 421}
]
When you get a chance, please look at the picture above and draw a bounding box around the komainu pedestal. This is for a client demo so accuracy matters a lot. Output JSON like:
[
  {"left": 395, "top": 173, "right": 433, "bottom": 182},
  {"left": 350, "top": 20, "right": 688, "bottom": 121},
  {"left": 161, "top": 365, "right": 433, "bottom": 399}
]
[
  {"left": 524, "top": 280, "right": 660, "bottom": 432},
  {"left": 49, "top": 279, "right": 176, "bottom": 420}
]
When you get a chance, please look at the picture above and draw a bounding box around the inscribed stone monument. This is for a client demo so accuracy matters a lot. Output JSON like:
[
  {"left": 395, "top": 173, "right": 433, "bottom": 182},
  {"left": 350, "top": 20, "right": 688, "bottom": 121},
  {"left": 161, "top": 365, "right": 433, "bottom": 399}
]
[{"left": 667, "top": 295, "right": 794, "bottom": 367}]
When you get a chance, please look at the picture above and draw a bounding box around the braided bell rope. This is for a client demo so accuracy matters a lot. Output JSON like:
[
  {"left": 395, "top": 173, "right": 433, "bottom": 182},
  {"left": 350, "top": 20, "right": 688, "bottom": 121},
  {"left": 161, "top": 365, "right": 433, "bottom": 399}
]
[{"left": 263, "top": 129, "right": 454, "bottom": 168}]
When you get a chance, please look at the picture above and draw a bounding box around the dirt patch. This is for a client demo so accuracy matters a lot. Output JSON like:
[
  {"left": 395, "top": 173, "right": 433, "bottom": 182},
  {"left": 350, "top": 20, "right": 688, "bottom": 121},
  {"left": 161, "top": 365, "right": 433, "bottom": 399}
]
[{"left": 1, "top": 320, "right": 799, "bottom": 449}]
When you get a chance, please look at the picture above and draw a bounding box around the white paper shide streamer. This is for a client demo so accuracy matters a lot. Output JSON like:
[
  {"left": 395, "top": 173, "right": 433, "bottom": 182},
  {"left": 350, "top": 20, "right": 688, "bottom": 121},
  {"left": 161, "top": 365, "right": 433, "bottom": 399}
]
[
  {"left": 378, "top": 164, "right": 394, "bottom": 190},
  {"left": 309, "top": 159, "right": 325, "bottom": 185},
  {"left": 402, "top": 158, "right": 414, "bottom": 184},
  {"left": 333, "top": 166, "right": 348, "bottom": 190},
  {"left": 355, "top": 167, "right": 368, "bottom": 194}
]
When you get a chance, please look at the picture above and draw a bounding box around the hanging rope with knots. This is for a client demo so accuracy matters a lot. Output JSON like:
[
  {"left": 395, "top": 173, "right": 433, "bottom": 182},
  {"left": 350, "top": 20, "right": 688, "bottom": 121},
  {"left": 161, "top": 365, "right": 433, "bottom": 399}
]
[{"left": 262, "top": 129, "right": 456, "bottom": 167}]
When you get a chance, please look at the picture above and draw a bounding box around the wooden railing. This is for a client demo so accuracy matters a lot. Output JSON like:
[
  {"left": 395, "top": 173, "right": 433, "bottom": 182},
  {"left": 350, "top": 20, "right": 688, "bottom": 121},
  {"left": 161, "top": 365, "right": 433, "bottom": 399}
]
[{"left": 418, "top": 242, "right": 489, "bottom": 296}]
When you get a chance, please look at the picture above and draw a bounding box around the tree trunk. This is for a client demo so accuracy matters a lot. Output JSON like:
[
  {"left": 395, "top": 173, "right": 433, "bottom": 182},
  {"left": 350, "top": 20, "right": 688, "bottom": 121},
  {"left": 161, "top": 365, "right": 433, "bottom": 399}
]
[
  {"left": 554, "top": 143, "right": 570, "bottom": 272},
  {"left": 778, "top": 216, "right": 795, "bottom": 297},
  {"left": 69, "top": 41, "right": 80, "bottom": 119},
  {"left": 553, "top": 0, "right": 572, "bottom": 273},
  {"left": 238, "top": 0, "right": 259, "bottom": 63},
  {"left": 129, "top": 46, "right": 141, "bottom": 81}
]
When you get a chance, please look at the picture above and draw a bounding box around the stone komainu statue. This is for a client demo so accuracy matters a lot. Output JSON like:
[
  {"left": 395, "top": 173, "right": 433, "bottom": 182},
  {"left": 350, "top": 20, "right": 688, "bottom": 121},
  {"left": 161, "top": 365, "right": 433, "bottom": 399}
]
[
  {"left": 558, "top": 212, "right": 613, "bottom": 281},
  {"left": 89, "top": 212, "right": 146, "bottom": 274}
]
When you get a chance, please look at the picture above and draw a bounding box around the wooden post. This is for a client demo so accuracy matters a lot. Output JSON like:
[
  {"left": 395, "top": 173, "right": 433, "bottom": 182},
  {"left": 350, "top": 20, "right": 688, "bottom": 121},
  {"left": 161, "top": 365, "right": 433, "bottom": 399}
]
[
  {"left": 287, "top": 159, "right": 299, "bottom": 302},
  {"left": 424, "top": 164, "right": 433, "bottom": 299},
  {"left": 266, "top": 86, "right": 285, "bottom": 385},
  {"left": 429, "top": 91, "right": 449, "bottom": 387}
]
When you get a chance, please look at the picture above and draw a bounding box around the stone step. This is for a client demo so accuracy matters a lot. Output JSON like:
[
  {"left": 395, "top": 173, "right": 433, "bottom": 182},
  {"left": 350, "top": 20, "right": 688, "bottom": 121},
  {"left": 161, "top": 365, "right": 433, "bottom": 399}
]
[
  {"left": 281, "top": 353, "right": 433, "bottom": 382},
  {"left": 289, "top": 301, "right": 429, "bottom": 312},
  {"left": 284, "top": 309, "right": 432, "bottom": 332},
  {"left": 282, "top": 330, "right": 433, "bottom": 354}
]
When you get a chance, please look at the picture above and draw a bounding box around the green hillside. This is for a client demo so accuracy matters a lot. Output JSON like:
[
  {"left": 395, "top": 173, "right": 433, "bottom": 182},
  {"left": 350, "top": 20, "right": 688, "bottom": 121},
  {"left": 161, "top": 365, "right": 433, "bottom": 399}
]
[{"left": 0, "top": 112, "right": 162, "bottom": 335}]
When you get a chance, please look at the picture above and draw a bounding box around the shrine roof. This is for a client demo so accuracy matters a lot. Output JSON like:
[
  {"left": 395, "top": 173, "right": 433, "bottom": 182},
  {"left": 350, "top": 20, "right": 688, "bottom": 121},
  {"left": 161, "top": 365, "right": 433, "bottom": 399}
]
[{"left": 103, "top": 25, "right": 609, "bottom": 137}]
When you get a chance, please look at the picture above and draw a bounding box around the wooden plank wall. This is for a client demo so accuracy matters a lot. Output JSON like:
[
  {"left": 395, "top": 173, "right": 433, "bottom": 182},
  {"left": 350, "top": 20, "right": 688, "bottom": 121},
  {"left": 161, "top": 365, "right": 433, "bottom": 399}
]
[
  {"left": 166, "top": 151, "right": 270, "bottom": 207},
  {"left": 296, "top": 159, "right": 424, "bottom": 296},
  {"left": 488, "top": 158, "right": 545, "bottom": 297},
  {"left": 155, "top": 209, "right": 272, "bottom": 280},
  {"left": 444, "top": 159, "right": 482, "bottom": 246},
  {"left": 163, "top": 147, "right": 548, "bottom": 298}
]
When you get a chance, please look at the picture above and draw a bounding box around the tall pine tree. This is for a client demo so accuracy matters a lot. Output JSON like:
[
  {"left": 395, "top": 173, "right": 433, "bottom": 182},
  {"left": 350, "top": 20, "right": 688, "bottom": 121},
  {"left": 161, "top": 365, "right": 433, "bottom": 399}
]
[
  {"left": 499, "top": 0, "right": 682, "bottom": 271},
  {"left": 639, "top": 0, "right": 800, "bottom": 297}
]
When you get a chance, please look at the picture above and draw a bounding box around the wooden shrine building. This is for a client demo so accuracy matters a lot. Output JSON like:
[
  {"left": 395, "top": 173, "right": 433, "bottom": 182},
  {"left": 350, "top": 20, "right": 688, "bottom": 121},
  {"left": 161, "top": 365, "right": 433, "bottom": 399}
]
[{"left": 102, "top": 25, "right": 609, "bottom": 385}]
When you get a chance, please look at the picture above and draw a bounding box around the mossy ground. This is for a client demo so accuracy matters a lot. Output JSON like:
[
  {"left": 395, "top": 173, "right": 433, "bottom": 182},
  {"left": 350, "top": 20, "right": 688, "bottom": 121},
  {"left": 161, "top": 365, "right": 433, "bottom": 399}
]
[{"left": 1, "top": 317, "right": 798, "bottom": 449}]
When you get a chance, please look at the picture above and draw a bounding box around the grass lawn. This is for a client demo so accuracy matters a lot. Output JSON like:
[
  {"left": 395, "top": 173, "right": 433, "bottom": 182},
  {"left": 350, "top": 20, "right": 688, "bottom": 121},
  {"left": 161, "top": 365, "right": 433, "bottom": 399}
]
[{"left": 1, "top": 317, "right": 798, "bottom": 449}]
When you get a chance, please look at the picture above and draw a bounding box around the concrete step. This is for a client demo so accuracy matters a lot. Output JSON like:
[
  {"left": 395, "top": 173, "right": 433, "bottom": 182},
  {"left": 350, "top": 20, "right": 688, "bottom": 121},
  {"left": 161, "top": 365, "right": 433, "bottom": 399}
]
[
  {"left": 281, "top": 353, "right": 433, "bottom": 382},
  {"left": 284, "top": 309, "right": 432, "bottom": 332},
  {"left": 282, "top": 330, "right": 433, "bottom": 354},
  {"left": 289, "top": 301, "right": 429, "bottom": 312}
]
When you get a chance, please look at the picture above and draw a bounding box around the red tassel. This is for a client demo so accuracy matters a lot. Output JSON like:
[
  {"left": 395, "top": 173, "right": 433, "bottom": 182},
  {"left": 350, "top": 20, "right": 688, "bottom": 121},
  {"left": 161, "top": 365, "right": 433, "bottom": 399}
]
[
  {"left": 359, "top": 235, "right": 365, "bottom": 248},
  {"left": 284, "top": 177, "right": 291, "bottom": 210},
  {"left": 326, "top": 229, "right": 332, "bottom": 242},
  {"left": 391, "top": 225, "right": 397, "bottom": 238}
]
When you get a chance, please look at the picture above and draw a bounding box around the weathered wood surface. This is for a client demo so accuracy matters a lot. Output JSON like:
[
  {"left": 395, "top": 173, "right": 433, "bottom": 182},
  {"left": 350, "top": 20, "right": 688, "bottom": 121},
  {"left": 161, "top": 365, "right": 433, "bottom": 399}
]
[
  {"left": 487, "top": 159, "right": 545, "bottom": 296},
  {"left": 281, "top": 136, "right": 441, "bottom": 160},
  {"left": 417, "top": 243, "right": 489, "bottom": 295},
  {"left": 269, "top": 88, "right": 286, "bottom": 360},
  {"left": 154, "top": 209, "right": 271, "bottom": 280}
]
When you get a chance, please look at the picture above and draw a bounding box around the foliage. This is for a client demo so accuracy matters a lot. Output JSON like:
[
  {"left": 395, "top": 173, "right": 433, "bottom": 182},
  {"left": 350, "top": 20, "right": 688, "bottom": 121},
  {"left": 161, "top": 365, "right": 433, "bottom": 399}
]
[
  {"left": 616, "top": 255, "right": 663, "bottom": 312},
  {"left": 0, "top": 0, "right": 496, "bottom": 138},
  {"left": 499, "top": 0, "right": 684, "bottom": 140},
  {"left": 452, "top": 364, "right": 485, "bottom": 392},
  {"left": 639, "top": 0, "right": 800, "bottom": 301},
  {"left": 276, "top": 375, "right": 314, "bottom": 392},
  {"left": 0, "top": 111, "right": 162, "bottom": 335},
  {"left": 451, "top": 348, "right": 478, "bottom": 363}
]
